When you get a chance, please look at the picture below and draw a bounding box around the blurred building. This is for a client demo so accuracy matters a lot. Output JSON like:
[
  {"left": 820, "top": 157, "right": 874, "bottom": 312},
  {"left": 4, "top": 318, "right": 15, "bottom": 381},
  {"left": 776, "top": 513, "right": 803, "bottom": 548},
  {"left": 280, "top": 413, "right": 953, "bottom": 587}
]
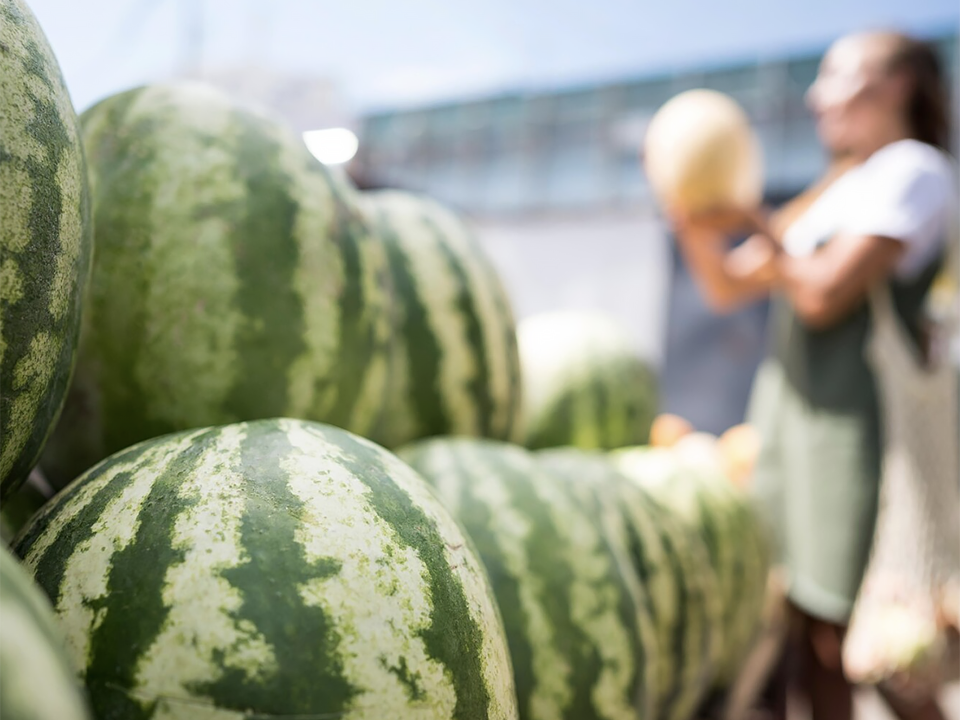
[{"left": 352, "top": 33, "right": 959, "bottom": 433}]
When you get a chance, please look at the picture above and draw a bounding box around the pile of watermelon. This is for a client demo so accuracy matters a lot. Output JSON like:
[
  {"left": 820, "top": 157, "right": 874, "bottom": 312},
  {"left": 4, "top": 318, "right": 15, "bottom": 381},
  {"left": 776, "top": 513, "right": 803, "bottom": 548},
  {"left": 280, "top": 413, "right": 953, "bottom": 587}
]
[{"left": 0, "top": 2, "right": 776, "bottom": 719}]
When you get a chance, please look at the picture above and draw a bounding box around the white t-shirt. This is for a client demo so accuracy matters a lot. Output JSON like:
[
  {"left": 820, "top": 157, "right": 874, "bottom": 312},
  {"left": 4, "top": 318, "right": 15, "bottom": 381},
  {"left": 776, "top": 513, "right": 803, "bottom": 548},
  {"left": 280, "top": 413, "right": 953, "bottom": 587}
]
[{"left": 782, "top": 139, "right": 957, "bottom": 280}]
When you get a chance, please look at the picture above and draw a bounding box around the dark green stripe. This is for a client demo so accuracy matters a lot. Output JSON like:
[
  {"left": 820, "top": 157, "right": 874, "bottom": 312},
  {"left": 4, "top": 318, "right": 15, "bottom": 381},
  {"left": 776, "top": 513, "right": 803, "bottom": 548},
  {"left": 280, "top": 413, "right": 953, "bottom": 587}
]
[
  {"left": 481, "top": 446, "right": 602, "bottom": 720},
  {"left": 79, "top": 89, "right": 168, "bottom": 457},
  {"left": 621, "top": 489, "right": 694, "bottom": 718},
  {"left": 525, "top": 389, "right": 576, "bottom": 450},
  {"left": 414, "top": 444, "right": 536, "bottom": 716},
  {"left": 38, "top": 91, "right": 139, "bottom": 490},
  {"left": 606, "top": 502, "right": 648, "bottom": 716},
  {"left": 381, "top": 210, "right": 449, "bottom": 436},
  {"left": 617, "top": 382, "right": 636, "bottom": 447},
  {"left": 222, "top": 112, "right": 306, "bottom": 421},
  {"left": 12, "top": 437, "right": 158, "bottom": 608},
  {"left": 696, "top": 493, "right": 744, "bottom": 678},
  {"left": 78, "top": 87, "right": 142, "bottom": 179},
  {"left": 634, "top": 362, "right": 657, "bottom": 445},
  {"left": 650, "top": 511, "right": 692, "bottom": 719},
  {"left": 83, "top": 428, "right": 217, "bottom": 720},
  {"left": 501, "top": 318, "right": 522, "bottom": 441},
  {"left": 695, "top": 496, "right": 722, "bottom": 573},
  {"left": 0, "top": 19, "right": 91, "bottom": 497},
  {"left": 462, "top": 230, "right": 521, "bottom": 441},
  {"left": 329, "top": 429, "right": 492, "bottom": 719},
  {"left": 428, "top": 216, "right": 495, "bottom": 437},
  {"left": 527, "top": 372, "right": 632, "bottom": 451},
  {"left": 593, "top": 373, "right": 611, "bottom": 448},
  {"left": 14, "top": 449, "right": 140, "bottom": 605},
  {"left": 730, "top": 505, "right": 768, "bottom": 672},
  {"left": 525, "top": 351, "right": 656, "bottom": 451},
  {"left": 387, "top": 656, "right": 427, "bottom": 703},
  {"left": 15, "top": 438, "right": 202, "bottom": 696},
  {"left": 619, "top": 491, "right": 660, "bottom": 642},
  {"left": 199, "top": 422, "right": 354, "bottom": 716},
  {"left": 618, "top": 358, "right": 649, "bottom": 447},
  {"left": 539, "top": 453, "right": 647, "bottom": 714},
  {"left": 644, "top": 489, "right": 716, "bottom": 718},
  {"left": 322, "top": 181, "right": 388, "bottom": 428}
]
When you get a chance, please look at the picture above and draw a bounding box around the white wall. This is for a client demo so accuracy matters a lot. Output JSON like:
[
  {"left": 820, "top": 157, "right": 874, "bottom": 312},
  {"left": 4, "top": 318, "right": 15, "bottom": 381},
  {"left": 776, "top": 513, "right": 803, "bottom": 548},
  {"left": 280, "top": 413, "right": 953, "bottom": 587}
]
[{"left": 471, "top": 209, "right": 671, "bottom": 364}]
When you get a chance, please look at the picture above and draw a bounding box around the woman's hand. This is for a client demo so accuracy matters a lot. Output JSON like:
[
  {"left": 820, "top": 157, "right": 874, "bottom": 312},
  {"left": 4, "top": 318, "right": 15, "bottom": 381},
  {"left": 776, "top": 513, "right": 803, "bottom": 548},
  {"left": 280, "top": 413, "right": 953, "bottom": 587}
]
[
  {"left": 670, "top": 206, "right": 780, "bottom": 313},
  {"left": 672, "top": 205, "right": 770, "bottom": 238},
  {"left": 725, "top": 233, "right": 781, "bottom": 285}
]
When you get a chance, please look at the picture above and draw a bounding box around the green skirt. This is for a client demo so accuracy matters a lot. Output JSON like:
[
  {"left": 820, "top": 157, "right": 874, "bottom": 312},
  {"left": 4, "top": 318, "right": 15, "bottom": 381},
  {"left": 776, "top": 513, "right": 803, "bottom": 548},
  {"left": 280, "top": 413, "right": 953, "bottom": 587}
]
[{"left": 748, "top": 358, "right": 880, "bottom": 623}]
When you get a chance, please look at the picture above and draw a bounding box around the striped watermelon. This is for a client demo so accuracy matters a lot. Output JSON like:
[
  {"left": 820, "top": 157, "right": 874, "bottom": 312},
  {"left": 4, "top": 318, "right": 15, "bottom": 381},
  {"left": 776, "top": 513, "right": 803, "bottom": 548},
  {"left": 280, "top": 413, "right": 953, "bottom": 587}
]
[
  {"left": 400, "top": 437, "right": 656, "bottom": 720},
  {"left": 0, "top": 546, "right": 91, "bottom": 720},
  {"left": 16, "top": 418, "right": 518, "bottom": 720},
  {"left": 518, "top": 312, "right": 657, "bottom": 451},
  {"left": 362, "top": 190, "right": 522, "bottom": 449},
  {"left": 613, "top": 446, "right": 770, "bottom": 692},
  {"left": 39, "top": 82, "right": 393, "bottom": 488},
  {"left": 538, "top": 448, "right": 721, "bottom": 720},
  {"left": 0, "top": 0, "right": 93, "bottom": 498}
]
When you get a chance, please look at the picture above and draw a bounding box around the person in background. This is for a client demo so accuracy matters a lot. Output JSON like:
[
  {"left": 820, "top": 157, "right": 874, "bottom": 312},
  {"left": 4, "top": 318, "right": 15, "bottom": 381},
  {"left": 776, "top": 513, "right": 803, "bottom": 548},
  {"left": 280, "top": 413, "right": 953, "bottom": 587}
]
[{"left": 671, "top": 31, "right": 956, "bottom": 720}]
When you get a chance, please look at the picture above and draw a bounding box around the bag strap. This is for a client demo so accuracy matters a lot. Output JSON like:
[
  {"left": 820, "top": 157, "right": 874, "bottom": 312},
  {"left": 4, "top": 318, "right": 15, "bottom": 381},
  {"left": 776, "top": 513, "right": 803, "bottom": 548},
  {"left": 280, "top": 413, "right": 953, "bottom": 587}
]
[
  {"left": 933, "top": 151, "right": 960, "bottom": 290},
  {"left": 866, "top": 283, "right": 929, "bottom": 378},
  {"left": 869, "top": 153, "right": 960, "bottom": 370}
]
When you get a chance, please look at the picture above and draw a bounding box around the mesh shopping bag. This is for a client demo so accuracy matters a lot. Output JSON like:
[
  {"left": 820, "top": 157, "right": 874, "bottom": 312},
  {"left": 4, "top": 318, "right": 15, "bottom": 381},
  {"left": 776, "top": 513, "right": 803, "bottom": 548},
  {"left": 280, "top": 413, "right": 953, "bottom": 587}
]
[{"left": 843, "top": 243, "right": 960, "bottom": 697}]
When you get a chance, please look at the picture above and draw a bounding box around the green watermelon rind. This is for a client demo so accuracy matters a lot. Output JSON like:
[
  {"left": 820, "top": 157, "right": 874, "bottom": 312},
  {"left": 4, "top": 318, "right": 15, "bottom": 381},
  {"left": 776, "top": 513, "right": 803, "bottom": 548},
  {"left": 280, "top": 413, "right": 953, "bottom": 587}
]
[
  {"left": 614, "top": 446, "right": 771, "bottom": 693},
  {"left": 540, "top": 447, "right": 723, "bottom": 720},
  {"left": 401, "top": 437, "right": 654, "bottom": 720},
  {"left": 518, "top": 312, "right": 657, "bottom": 452},
  {"left": 362, "top": 190, "right": 522, "bottom": 449},
  {"left": 18, "top": 418, "right": 519, "bottom": 719},
  {"left": 0, "top": 0, "right": 93, "bottom": 498},
  {"left": 536, "top": 447, "right": 661, "bottom": 720},
  {"left": 40, "top": 83, "right": 394, "bottom": 488}
]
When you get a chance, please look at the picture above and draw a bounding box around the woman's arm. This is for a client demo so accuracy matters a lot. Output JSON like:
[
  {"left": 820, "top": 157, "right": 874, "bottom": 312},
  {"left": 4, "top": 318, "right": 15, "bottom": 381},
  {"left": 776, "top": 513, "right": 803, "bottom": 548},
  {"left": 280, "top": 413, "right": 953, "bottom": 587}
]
[
  {"left": 779, "top": 143, "right": 953, "bottom": 330},
  {"left": 776, "top": 234, "right": 905, "bottom": 330},
  {"left": 673, "top": 210, "right": 780, "bottom": 313},
  {"left": 672, "top": 209, "right": 907, "bottom": 327}
]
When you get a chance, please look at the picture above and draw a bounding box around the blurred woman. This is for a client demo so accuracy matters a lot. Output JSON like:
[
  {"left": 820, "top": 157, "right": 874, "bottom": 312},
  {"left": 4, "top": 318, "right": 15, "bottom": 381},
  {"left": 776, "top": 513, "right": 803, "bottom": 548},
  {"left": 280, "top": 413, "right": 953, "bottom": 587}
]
[{"left": 672, "top": 31, "right": 956, "bottom": 720}]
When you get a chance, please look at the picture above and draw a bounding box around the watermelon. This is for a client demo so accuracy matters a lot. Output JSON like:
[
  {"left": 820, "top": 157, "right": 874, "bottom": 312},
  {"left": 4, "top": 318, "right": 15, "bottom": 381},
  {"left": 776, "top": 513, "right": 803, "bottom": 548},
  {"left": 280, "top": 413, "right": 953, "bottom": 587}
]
[
  {"left": 16, "top": 418, "right": 518, "bottom": 719},
  {"left": 0, "top": 545, "right": 91, "bottom": 720},
  {"left": 538, "top": 448, "right": 721, "bottom": 720},
  {"left": 400, "top": 437, "right": 656, "bottom": 720},
  {"left": 613, "top": 446, "right": 770, "bottom": 691},
  {"left": 362, "top": 190, "right": 522, "bottom": 448},
  {"left": 39, "top": 82, "right": 393, "bottom": 488},
  {"left": 518, "top": 312, "right": 657, "bottom": 451},
  {"left": 0, "top": 0, "right": 93, "bottom": 498}
]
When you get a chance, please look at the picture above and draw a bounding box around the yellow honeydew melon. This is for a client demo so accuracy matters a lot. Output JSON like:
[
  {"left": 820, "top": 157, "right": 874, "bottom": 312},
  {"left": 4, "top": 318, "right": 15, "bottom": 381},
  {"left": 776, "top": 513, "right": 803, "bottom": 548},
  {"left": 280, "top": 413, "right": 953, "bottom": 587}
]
[{"left": 644, "top": 89, "right": 763, "bottom": 214}]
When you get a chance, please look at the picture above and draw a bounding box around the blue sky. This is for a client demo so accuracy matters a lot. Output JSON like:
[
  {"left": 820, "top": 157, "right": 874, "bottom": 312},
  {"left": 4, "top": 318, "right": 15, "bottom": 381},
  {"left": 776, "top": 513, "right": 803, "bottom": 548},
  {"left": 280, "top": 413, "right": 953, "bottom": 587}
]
[{"left": 28, "top": 0, "right": 959, "bottom": 114}]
